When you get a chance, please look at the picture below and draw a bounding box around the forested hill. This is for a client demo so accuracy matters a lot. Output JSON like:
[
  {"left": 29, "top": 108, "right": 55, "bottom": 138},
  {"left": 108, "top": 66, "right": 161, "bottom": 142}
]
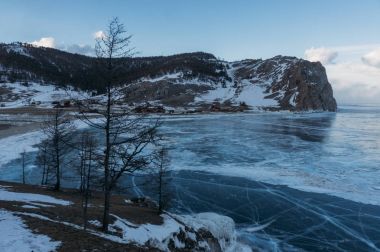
[{"left": 0, "top": 42, "right": 227, "bottom": 92}]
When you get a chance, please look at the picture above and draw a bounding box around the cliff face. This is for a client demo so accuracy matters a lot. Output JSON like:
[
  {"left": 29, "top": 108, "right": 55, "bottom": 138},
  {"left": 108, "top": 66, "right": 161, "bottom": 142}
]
[
  {"left": 0, "top": 43, "right": 337, "bottom": 111},
  {"left": 231, "top": 56, "right": 337, "bottom": 111}
]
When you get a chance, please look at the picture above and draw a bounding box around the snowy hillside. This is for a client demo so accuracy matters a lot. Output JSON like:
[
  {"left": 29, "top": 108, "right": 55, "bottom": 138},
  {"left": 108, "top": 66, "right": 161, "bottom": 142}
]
[
  {"left": 0, "top": 82, "right": 86, "bottom": 108},
  {"left": 123, "top": 55, "right": 336, "bottom": 111},
  {"left": 0, "top": 43, "right": 337, "bottom": 112}
]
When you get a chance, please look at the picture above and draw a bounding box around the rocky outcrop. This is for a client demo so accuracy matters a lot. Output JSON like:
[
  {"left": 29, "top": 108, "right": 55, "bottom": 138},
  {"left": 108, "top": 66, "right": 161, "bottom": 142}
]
[{"left": 231, "top": 56, "right": 337, "bottom": 111}]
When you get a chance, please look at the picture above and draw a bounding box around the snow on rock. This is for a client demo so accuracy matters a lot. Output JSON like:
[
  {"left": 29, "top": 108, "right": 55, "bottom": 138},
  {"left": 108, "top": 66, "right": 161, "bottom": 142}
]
[
  {"left": 109, "top": 214, "right": 199, "bottom": 251},
  {"left": 179, "top": 212, "right": 252, "bottom": 252},
  {"left": 180, "top": 213, "right": 235, "bottom": 247},
  {"left": 92, "top": 212, "right": 251, "bottom": 251},
  {"left": 0, "top": 186, "right": 72, "bottom": 206},
  {"left": 0, "top": 209, "right": 61, "bottom": 252}
]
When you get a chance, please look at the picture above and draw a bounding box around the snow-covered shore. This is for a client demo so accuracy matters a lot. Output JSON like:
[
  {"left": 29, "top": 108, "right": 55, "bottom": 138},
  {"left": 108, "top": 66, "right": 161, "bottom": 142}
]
[{"left": 0, "top": 183, "right": 251, "bottom": 251}]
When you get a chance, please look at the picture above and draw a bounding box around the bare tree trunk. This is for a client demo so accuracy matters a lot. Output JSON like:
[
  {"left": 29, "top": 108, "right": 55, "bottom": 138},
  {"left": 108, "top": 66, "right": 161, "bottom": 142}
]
[
  {"left": 83, "top": 146, "right": 92, "bottom": 230},
  {"left": 45, "top": 165, "right": 50, "bottom": 185},
  {"left": 22, "top": 150, "right": 26, "bottom": 184},
  {"left": 55, "top": 140, "right": 60, "bottom": 190},
  {"left": 155, "top": 147, "right": 170, "bottom": 214},
  {"left": 53, "top": 109, "right": 61, "bottom": 191},
  {"left": 41, "top": 162, "right": 46, "bottom": 185},
  {"left": 102, "top": 186, "right": 111, "bottom": 231},
  {"left": 158, "top": 169, "right": 162, "bottom": 214},
  {"left": 79, "top": 140, "right": 85, "bottom": 192},
  {"left": 102, "top": 82, "right": 112, "bottom": 232},
  {"left": 40, "top": 108, "right": 74, "bottom": 191}
]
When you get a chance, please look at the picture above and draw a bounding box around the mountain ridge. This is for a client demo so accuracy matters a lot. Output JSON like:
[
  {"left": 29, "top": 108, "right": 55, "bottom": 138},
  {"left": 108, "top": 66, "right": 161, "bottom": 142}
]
[{"left": 0, "top": 42, "right": 337, "bottom": 111}]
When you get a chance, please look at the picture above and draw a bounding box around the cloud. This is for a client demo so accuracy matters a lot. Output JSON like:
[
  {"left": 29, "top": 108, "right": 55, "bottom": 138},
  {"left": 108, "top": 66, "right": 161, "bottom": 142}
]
[
  {"left": 93, "top": 30, "right": 105, "bottom": 39},
  {"left": 65, "top": 44, "right": 94, "bottom": 56},
  {"left": 303, "top": 44, "right": 380, "bottom": 105},
  {"left": 304, "top": 47, "right": 338, "bottom": 64},
  {"left": 362, "top": 48, "right": 380, "bottom": 68},
  {"left": 30, "top": 37, "right": 56, "bottom": 48},
  {"left": 29, "top": 36, "right": 94, "bottom": 56},
  {"left": 326, "top": 62, "right": 380, "bottom": 105}
]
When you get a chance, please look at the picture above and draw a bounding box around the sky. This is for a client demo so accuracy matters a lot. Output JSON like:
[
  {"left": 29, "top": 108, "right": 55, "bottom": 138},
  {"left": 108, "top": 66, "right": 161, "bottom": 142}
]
[{"left": 0, "top": 0, "right": 380, "bottom": 105}]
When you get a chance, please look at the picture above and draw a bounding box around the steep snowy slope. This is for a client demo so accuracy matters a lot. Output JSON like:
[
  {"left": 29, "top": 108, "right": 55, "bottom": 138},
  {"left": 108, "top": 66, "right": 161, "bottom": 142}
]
[{"left": 123, "top": 56, "right": 337, "bottom": 111}]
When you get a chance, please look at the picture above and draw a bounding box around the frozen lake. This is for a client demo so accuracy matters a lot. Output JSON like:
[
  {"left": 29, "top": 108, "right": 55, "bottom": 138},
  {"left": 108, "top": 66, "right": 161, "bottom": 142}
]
[
  {"left": 1, "top": 105, "right": 380, "bottom": 251},
  {"left": 161, "top": 106, "right": 380, "bottom": 206}
]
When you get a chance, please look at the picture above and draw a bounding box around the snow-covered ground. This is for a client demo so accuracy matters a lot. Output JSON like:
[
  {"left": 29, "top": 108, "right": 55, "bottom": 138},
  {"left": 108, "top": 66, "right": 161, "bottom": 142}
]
[
  {"left": 0, "top": 186, "right": 72, "bottom": 251},
  {"left": 0, "top": 209, "right": 61, "bottom": 252},
  {"left": 194, "top": 80, "right": 278, "bottom": 107},
  {"left": 0, "top": 82, "right": 88, "bottom": 108},
  {"left": 86, "top": 212, "right": 251, "bottom": 251},
  {"left": 0, "top": 183, "right": 249, "bottom": 251},
  {"left": 0, "top": 186, "right": 72, "bottom": 206}
]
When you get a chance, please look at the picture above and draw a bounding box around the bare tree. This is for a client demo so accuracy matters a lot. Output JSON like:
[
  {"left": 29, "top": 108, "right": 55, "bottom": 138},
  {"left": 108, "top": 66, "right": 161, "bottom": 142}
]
[
  {"left": 36, "top": 141, "right": 50, "bottom": 185},
  {"left": 153, "top": 147, "right": 171, "bottom": 214},
  {"left": 78, "top": 131, "right": 98, "bottom": 230},
  {"left": 42, "top": 108, "right": 75, "bottom": 190},
  {"left": 76, "top": 17, "right": 159, "bottom": 232},
  {"left": 21, "top": 150, "right": 26, "bottom": 184},
  {"left": 78, "top": 133, "right": 87, "bottom": 192}
]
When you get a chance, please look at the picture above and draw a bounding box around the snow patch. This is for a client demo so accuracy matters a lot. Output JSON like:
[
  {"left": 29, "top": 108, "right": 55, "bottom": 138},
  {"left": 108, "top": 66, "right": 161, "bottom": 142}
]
[
  {"left": 21, "top": 205, "right": 40, "bottom": 209},
  {"left": 0, "top": 186, "right": 72, "bottom": 206},
  {"left": 0, "top": 209, "right": 61, "bottom": 252},
  {"left": 139, "top": 72, "right": 182, "bottom": 83},
  {"left": 235, "top": 84, "right": 278, "bottom": 107}
]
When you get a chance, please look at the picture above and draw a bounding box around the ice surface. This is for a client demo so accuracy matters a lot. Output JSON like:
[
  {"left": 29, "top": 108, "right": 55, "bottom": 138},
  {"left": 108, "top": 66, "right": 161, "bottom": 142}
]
[
  {"left": 1, "top": 105, "right": 379, "bottom": 251},
  {"left": 159, "top": 106, "right": 380, "bottom": 206},
  {"left": 0, "top": 130, "right": 45, "bottom": 168},
  {"left": 1, "top": 106, "right": 379, "bottom": 207}
]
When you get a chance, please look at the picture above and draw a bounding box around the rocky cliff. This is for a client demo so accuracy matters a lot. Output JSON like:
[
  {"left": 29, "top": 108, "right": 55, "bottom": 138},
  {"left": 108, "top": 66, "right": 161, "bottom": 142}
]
[{"left": 0, "top": 42, "right": 337, "bottom": 111}]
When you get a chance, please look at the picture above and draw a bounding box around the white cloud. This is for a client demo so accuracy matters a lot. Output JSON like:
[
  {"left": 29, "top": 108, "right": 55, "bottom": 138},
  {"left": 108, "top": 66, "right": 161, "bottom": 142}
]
[
  {"left": 304, "top": 47, "right": 338, "bottom": 64},
  {"left": 29, "top": 36, "right": 94, "bottom": 56},
  {"left": 30, "top": 37, "right": 56, "bottom": 48},
  {"left": 303, "top": 44, "right": 380, "bottom": 105},
  {"left": 362, "top": 48, "right": 380, "bottom": 68},
  {"left": 93, "top": 30, "right": 105, "bottom": 39},
  {"left": 326, "top": 62, "right": 380, "bottom": 105},
  {"left": 65, "top": 44, "right": 94, "bottom": 56}
]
